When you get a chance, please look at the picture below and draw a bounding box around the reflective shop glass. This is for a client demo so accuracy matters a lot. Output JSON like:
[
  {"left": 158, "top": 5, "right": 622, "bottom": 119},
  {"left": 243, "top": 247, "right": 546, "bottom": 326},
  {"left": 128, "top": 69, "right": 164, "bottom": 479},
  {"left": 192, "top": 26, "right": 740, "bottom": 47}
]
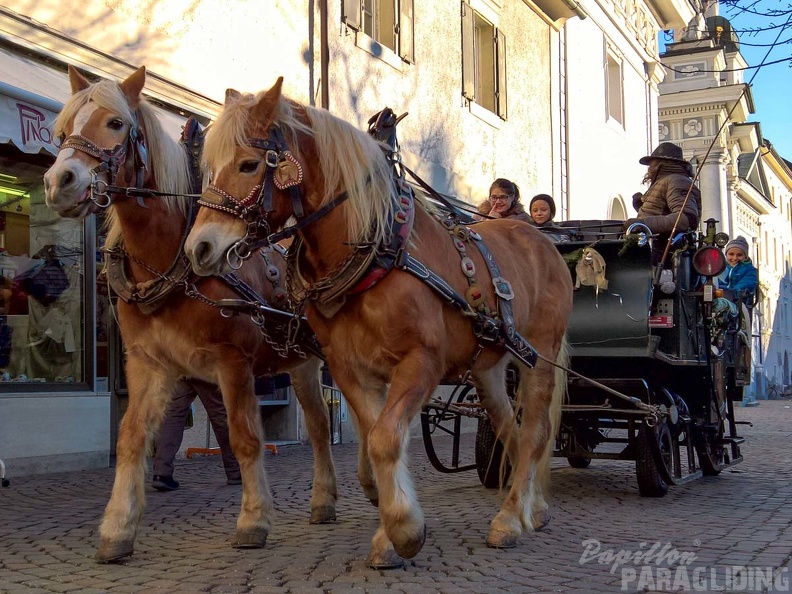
[{"left": 0, "top": 146, "right": 85, "bottom": 385}]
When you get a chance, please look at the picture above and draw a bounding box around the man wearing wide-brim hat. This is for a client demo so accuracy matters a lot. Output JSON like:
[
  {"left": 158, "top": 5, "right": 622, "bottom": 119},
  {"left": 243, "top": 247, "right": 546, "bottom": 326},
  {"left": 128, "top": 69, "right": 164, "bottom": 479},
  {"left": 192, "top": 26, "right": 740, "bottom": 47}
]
[{"left": 625, "top": 142, "right": 702, "bottom": 265}]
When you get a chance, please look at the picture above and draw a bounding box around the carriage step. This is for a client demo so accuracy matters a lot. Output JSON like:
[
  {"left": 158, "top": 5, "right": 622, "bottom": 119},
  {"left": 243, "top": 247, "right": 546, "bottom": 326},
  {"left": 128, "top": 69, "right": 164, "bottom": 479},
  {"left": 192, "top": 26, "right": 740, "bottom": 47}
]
[{"left": 721, "top": 436, "right": 745, "bottom": 446}]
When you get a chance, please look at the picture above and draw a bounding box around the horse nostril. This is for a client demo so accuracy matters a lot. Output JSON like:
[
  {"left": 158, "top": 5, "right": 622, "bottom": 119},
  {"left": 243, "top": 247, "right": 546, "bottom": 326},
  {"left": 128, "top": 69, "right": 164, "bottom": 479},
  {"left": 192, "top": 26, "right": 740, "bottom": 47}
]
[
  {"left": 192, "top": 241, "right": 212, "bottom": 268},
  {"left": 60, "top": 170, "right": 75, "bottom": 188}
]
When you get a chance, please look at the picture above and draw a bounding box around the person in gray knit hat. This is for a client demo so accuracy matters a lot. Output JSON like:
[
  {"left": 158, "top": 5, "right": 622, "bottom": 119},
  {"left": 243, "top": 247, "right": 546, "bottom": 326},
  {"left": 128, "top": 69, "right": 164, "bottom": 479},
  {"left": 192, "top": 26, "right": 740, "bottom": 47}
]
[
  {"left": 624, "top": 142, "right": 702, "bottom": 265},
  {"left": 719, "top": 235, "right": 758, "bottom": 294}
]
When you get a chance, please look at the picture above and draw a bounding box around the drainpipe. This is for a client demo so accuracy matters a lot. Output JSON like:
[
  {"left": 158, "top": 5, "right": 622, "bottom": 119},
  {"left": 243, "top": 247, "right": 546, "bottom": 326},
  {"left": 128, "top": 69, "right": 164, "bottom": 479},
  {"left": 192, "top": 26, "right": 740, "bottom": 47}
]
[
  {"left": 320, "top": 0, "right": 330, "bottom": 110},
  {"left": 561, "top": 0, "right": 588, "bottom": 20}
]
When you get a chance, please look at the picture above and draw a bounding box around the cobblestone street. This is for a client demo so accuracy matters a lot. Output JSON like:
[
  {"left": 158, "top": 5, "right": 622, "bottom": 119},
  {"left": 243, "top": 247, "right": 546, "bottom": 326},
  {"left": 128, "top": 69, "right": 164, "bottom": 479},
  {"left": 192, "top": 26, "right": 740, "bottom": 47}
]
[{"left": 1, "top": 400, "right": 791, "bottom": 593}]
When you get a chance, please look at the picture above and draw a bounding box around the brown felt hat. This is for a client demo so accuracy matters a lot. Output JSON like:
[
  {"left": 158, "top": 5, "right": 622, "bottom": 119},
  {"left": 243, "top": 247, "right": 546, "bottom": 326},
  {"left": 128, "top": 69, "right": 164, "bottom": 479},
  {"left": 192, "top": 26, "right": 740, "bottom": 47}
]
[{"left": 639, "top": 142, "right": 689, "bottom": 165}]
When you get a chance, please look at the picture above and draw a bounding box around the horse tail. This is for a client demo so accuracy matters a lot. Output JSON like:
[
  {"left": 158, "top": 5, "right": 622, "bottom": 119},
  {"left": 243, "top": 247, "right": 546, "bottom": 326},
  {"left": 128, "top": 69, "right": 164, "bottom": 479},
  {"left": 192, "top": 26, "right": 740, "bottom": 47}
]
[{"left": 538, "top": 334, "right": 569, "bottom": 494}]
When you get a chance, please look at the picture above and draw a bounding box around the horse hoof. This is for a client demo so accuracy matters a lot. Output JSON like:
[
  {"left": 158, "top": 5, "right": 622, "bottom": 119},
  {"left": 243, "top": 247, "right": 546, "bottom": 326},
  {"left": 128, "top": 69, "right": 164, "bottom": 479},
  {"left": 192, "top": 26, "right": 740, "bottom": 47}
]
[
  {"left": 367, "top": 548, "right": 405, "bottom": 569},
  {"left": 95, "top": 539, "right": 134, "bottom": 563},
  {"left": 486, "top": 530, "right": 519, "bottom": 549},
  {"left": 531, "top": 509, "right": 551, "bottom": 531},
  {"left": 393, "top": 524, "right": 426, "bottom": 559},
  {"left": 309, "top": 505, "right": 337, "bottom": 524},
  {"left": 232, "top": 527, "right": 268, "bottom": 549}
]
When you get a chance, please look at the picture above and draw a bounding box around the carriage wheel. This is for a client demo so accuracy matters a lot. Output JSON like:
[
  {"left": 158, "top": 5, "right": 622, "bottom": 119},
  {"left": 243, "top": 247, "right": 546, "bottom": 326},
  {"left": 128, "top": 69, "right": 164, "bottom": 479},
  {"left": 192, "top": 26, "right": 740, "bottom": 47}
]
[
  {"left": 635, "top": 420, "right": 676, "bottom": 498},
  {"left": 697, "top": 422, "right": 726, "bottom": 476},
  {"left": 567, "top": 456, "right": 591, "bottom": 469},
  {"left": 475, "top": 418, "right": 512, "bottom": 489}
]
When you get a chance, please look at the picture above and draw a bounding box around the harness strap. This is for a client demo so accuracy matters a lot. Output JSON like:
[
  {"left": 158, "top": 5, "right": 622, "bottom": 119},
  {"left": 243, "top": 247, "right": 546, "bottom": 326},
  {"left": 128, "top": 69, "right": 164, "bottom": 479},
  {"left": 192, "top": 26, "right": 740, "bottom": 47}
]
[
  {"left": 216, "top": 272, "right": 324, "bottom": 360},
  {"left": 468, "top": 233, "right": 537, "bottom": 367}
]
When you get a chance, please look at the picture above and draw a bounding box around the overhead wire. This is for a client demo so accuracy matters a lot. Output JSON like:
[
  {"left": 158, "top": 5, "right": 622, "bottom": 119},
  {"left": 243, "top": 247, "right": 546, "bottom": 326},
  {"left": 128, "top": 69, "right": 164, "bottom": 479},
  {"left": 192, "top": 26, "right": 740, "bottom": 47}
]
[{"left": 657, "top": 6, "right": 792, "bottom": 267}]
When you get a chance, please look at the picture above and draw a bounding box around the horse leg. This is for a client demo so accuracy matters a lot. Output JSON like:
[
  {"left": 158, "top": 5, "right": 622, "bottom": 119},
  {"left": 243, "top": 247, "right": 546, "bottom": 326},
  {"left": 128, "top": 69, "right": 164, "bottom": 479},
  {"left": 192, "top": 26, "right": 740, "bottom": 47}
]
[
  {"left": 216, "top": 361, "right": 273, "bottom": 548},
  {"left": 472, "top": 359, "right": 521, "bottom": 485},
  {"left": 289, "top": 357, "right": 338, "bottom": 524},
  {"left": 486, "top": 349, "right": 564, "bottom": 549},
  {"left": 97, "top": 355, "right": 175, "bottom": 562},
  {"left": 366, "top": 351, "right": 440, "bottom": 562}
]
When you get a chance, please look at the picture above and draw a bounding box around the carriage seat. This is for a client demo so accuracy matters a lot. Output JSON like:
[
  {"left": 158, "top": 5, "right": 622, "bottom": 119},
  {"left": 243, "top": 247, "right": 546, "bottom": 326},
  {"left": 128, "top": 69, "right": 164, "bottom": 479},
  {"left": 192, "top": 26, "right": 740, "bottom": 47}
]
[{"left": 554, "top": 220, "right": 625, "bottom": 243}]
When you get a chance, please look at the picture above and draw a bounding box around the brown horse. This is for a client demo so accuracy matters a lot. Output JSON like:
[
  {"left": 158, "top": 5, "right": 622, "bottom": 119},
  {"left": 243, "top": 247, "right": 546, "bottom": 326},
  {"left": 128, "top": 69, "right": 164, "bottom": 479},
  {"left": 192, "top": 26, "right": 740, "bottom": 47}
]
[
  {"left": 183, "top": 79, "right": 573, "bottom": 568},
  {"left": 42, "top": 67, "right": 339, "bottom": 562}
]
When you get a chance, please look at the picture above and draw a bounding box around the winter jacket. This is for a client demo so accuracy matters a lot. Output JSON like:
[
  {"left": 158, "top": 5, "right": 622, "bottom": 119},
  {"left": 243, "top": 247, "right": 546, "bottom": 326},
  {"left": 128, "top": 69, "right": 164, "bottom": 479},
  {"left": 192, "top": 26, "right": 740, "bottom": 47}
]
[
  {"left": 477, "top": 200, "right": 533, "bottom": 223},
  {"left": 635, "top": 173, "right": 701, "bottom": 233},
  {"left": 718, "top": 260, "right": 758, "bottom": 294}
]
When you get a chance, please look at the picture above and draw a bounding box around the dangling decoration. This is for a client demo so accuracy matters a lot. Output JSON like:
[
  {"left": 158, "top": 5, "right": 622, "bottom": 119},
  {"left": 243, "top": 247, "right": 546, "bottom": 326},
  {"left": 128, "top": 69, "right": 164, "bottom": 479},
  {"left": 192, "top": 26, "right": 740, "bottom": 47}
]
[{"left": 274, "top": 152, "right": 303, "bottom": 189}]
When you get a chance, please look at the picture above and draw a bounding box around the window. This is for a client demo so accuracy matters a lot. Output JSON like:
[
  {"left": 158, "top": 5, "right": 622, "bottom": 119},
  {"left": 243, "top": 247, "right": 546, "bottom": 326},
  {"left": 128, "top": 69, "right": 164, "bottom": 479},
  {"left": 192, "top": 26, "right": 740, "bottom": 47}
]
[
  {"left": 605, "top": 47, "right": 623, "bottom": 125},
  {"left": 343, "top": 0, "right": 415, "bottom": 63},
  {"left": 462, "top": 1, "right": 507, "bottom": 119},
  {"left": 0, "top": 145, "right": 88, "bottom": 387}
]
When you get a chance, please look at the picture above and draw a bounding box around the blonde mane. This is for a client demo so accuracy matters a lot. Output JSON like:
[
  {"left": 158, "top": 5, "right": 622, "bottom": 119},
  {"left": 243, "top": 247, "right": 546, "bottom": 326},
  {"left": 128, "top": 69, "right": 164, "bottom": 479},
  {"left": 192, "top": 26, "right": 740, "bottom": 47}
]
[
  {"left": 54, "top": 79, "right": 192, "bottom": 247},
  {"left": 205, "top": 92, "right": 411, "bottom": 246}
]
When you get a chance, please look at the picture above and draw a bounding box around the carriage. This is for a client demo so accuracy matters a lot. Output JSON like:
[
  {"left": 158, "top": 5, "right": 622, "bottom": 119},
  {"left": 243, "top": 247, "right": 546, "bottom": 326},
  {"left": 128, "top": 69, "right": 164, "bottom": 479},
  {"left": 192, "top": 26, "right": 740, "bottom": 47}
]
[
  {"left": 45, "top": 66, "right": 748, "bottom": 567},
  {"left": 422, "top": 217, "right": 747, "bottom": 497}
]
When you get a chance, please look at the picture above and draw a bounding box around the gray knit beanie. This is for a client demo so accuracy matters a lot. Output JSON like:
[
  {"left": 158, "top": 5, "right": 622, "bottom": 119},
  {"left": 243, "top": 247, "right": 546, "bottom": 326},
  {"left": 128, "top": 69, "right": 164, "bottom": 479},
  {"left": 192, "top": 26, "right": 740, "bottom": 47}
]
[{"left": 724, "top": 235, "right": 749, "bottom": 258}]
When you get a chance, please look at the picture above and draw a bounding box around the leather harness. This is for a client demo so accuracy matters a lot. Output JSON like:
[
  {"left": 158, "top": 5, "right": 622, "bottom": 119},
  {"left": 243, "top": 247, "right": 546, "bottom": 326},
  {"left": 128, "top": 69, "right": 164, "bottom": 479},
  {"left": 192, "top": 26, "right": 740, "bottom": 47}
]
[{"left": 196, "top": 107, "right": 539, "bottom": 368}]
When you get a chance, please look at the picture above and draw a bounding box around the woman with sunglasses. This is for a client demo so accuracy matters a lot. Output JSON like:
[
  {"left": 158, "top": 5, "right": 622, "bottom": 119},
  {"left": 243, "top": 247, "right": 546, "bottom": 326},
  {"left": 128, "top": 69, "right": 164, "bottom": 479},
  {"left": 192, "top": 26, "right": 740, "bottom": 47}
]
[{"left": 476, "top": 178, "right": 532, "bottom": 222}]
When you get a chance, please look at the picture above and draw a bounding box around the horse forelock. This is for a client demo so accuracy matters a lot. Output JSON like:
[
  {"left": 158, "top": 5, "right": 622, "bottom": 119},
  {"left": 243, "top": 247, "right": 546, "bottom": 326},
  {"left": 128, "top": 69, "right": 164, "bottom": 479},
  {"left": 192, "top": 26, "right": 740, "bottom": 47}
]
[
  {"left": 56, "top": 78, "right": 191, "bottom": 247},
  {"left": 203, "top": 92, "right": 259, "bottom": 175}
]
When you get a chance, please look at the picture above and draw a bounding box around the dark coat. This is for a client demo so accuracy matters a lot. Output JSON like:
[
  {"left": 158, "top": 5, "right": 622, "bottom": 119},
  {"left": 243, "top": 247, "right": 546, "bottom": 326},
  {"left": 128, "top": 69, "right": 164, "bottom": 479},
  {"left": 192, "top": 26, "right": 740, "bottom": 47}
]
[{"left": 636, "top": 173, "right": 701, "bottom": 233}]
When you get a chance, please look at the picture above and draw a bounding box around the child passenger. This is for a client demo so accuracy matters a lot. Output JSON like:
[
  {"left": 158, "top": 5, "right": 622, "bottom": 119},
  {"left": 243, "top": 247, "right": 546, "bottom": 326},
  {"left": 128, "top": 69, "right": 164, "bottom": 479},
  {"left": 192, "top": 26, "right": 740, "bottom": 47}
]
[
  {"left": 718, "top": 236, "right": 758, "bottom": 295},
  {"left": 712, "top": 236, "right": 758, "bottom": 347},
  {"left": 528, "top": 194, "right": 556, "bottom": 227}
]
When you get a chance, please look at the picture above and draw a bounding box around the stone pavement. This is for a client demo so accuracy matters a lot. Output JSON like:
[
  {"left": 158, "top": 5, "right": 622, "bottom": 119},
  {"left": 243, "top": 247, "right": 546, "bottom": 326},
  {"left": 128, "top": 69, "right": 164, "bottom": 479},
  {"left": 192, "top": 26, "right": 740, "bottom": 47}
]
[{"left": 1, "top": 401, "right": 792, "bottom": 594}]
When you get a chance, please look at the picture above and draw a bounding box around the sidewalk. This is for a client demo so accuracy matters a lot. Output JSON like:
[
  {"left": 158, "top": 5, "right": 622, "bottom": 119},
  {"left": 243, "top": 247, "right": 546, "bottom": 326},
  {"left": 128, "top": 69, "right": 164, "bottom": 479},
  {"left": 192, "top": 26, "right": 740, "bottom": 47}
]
[{"left": 1, "top": 401, "right": 791, "bottom": 593}]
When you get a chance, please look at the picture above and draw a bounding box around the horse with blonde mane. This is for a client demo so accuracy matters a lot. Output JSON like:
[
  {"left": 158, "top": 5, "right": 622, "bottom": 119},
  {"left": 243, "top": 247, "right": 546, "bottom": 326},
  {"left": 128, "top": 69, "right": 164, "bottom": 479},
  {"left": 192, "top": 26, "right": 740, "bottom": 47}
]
[
  {"left": 184, "top": 78, "right": 573, "bottom": 568},
  {"left": 43, "top": 67, "right": 339, "bottom": 562}
]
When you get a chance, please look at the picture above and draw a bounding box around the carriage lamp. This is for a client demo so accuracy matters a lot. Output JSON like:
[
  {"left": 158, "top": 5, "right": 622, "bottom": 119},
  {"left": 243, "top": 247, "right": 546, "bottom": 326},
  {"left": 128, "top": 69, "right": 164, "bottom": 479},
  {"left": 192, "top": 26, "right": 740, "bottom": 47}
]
[
  {"left": 714, "top": 232, "right": 729, "bottom": 248},
  {"left": 692, "top": 246, "right": 726, "bottom": 277}
]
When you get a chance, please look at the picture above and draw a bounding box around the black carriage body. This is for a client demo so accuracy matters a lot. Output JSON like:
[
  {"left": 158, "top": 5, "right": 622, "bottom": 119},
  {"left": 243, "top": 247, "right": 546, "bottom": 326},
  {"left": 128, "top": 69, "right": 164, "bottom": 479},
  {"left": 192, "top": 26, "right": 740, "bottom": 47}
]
[{"left": 552, "top": 221, "right": 744, "bottom": 494}]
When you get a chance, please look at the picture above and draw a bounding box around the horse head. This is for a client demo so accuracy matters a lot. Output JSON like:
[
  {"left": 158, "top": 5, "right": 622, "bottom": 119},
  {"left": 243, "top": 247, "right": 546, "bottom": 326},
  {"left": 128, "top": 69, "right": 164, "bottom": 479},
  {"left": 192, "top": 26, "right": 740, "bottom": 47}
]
[
  {"left": 44, "top": 66, "right": 189, "bottom": 223},
  {"left": 187, "top": 78, "right": 302, "bottom": 275},
  {"left": 187, "top": 77, "right": 397, "bottom": 278}
]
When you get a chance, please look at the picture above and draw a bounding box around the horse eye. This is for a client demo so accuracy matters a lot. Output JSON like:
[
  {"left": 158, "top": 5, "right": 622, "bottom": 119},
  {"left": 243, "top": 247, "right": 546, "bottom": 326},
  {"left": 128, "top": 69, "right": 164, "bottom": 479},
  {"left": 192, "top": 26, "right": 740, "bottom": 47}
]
[
  {"left": 108, "top": 118, "right": 125, "bottom": 131},
  {"left": 239, "top": 160, "right": 259, "bottom": 174}
]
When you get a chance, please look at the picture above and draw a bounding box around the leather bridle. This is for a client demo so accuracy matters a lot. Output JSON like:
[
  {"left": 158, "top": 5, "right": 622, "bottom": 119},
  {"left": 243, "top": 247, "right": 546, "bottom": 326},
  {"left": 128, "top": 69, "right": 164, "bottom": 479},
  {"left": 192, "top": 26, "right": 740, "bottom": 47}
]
[
  {"left": 197, "top": 124, "right": 352, "bottom": 271},
  {"left": 59, "top": 114, "right": 149, "bottom": 208}
]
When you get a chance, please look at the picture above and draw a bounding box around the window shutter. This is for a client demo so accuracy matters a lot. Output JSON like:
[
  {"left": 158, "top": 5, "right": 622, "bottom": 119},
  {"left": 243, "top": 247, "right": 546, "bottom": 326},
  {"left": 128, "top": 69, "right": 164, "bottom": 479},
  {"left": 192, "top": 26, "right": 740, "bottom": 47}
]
[
  {"left": 399, "top": 0, "right": 415, "bottom": 63},
  {"left": 496, "top": 29, "right": 507, "bottom": 119},
  {"left": 344, "top": 0, "right": 361, "bottom": 30},
  {"left": 461, "top": 1, "right": 475, "bottom": 101}
]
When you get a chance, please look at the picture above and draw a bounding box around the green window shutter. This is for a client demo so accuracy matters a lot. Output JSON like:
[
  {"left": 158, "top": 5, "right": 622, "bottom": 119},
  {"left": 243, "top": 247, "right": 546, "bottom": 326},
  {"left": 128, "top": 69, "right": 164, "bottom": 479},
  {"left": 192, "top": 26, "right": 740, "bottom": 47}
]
[
  {"left": 344, "top": 0, "right": 361, "bottom": 30},
  {"left": 399, "top": 0, "right": 415, "bottom": 63},
  {"left": 461, "top": 1, "right": 475, "bottom": 101},
  {"left": 496, "top": 29, "right": 507, "bottom": 119}
]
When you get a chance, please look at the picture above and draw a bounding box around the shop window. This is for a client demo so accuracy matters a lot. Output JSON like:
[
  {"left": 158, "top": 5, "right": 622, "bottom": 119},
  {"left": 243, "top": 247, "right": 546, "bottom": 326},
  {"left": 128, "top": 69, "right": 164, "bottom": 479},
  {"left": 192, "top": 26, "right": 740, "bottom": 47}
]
[
  {"left": 0, "top": 146, "right": 87, "bottom": 387},
  {"left": 343, "top": 0, "right": 415, "bottom": 63},
  {"left": 605, "top": 47, "right": 624, "bottom": 125},
  {"left": 462, "top": 1, "right": 507, "bottom": 119}
]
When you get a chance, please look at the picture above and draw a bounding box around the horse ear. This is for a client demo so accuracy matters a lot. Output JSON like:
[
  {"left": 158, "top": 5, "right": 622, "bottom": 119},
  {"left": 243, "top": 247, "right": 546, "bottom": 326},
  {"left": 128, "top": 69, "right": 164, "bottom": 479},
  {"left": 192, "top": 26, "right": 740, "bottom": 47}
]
[
  {"left": 68, "top": 65, "right": 92, "bottom": 94},
  {"left": 252, "top": 77, "right": 284, "bottom": 123},
  {"left": 224, "top": 89, "right": 242, "bottom": 106},
  {"left": 119, "top": 66, "right": 147, "bottom": 107}
]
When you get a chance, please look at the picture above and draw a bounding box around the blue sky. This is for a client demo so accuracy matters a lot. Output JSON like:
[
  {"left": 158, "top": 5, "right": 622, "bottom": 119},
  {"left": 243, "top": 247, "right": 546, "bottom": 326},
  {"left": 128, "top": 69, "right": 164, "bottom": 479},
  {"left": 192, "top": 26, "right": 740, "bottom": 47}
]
[{"left": 716, "top": 3, "right": 792, "bottom": 160}]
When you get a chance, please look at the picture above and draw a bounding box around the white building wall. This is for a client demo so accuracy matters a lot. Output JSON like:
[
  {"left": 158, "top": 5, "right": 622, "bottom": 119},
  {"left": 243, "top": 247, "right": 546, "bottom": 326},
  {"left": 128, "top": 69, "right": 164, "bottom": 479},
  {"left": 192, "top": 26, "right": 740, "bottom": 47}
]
[{"left": 562, "top": 0, "right": 670, "bottom": 221}]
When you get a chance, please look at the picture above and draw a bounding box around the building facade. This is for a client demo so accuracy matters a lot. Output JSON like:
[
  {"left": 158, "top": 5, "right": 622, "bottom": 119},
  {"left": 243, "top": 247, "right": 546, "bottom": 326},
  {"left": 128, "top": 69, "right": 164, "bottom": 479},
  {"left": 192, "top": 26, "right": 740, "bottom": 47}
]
[
  {"left": 558, "top": 0, "right": 696, "bottom": 221},
  {"left": 0, "top": 0, "right": 699, "bottom": 475},
  {"left": 656, "top": 2, "right": 792, "bottom": 401}
]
